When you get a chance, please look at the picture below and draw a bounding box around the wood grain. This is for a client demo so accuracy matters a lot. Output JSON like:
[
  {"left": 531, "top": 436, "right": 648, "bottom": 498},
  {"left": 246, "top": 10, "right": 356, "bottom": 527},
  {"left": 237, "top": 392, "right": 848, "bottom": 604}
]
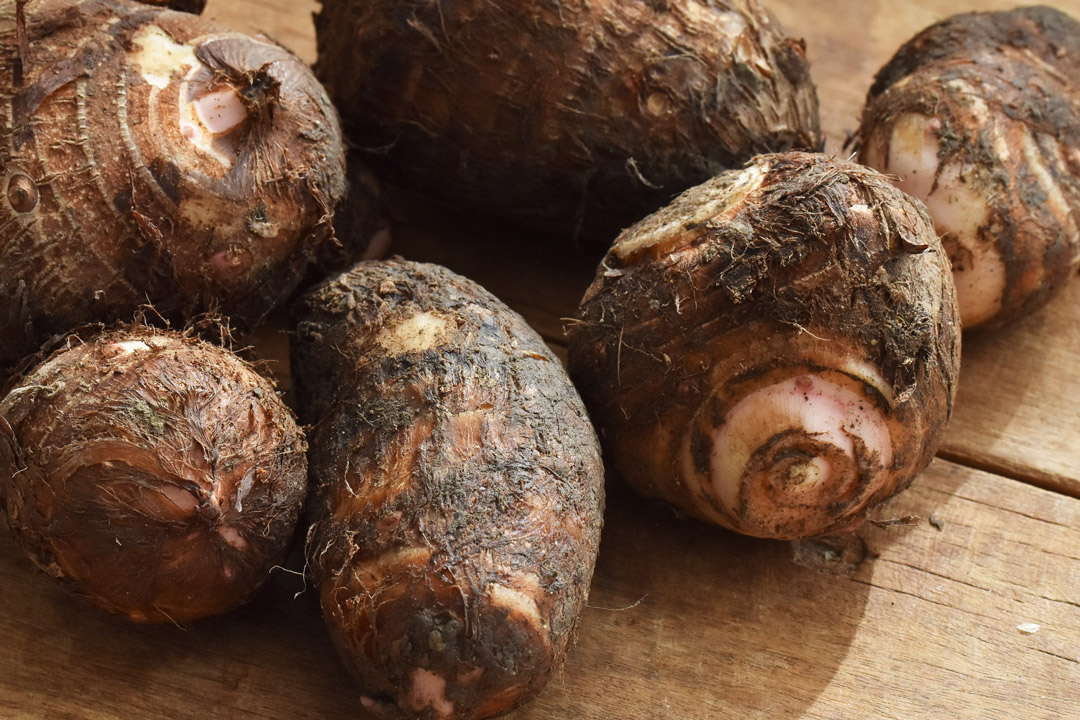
[
  {"left": 512, "top": 459, "right": 1080, "bottom": 720},
  {"left": 3, "top": 460, "right": 1078, "bottom": 719},
  {"left": 202, "top": 0, "right": 319, "bottom": 64},
  {"left": 939, "top": 276, "right": 1080, "bottom": 497}
]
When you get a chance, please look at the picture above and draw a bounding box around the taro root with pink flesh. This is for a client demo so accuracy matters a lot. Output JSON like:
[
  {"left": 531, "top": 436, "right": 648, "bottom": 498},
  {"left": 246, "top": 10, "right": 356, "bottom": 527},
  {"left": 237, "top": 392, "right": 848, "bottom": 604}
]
[
  {"left": 0, "top": 0, "right": 347, "bottom": 379},
  {"left": 294, "top": 259, "right": 605, "bottom": 720},
  {"left": 0, "top": 328, "right": 307, "bottom": 623},
  {"left": 854, "top": 6, "right": 1080, "bottom": 329},
  {"left": 313, "top": 0, "right": 821, "bottom": 240},
  {"left": 568, "top": 152, "right": 960, "bottom": 540}
]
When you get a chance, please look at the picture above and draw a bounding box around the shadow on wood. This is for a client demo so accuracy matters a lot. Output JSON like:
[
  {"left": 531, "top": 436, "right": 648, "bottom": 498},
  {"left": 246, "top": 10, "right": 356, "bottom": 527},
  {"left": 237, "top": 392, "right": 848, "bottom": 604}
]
[
  {"left": 940, "top": 285, "right": 1070, "bottom": 493},
  {"left": 384, "top": 186, "right": 610, "bottom": 348},
  {"left": 0, "top": 528, "right": 360, "bottom": 719},
  {"left": 508, "top": 488, "right": 872, "bottom": 719}
]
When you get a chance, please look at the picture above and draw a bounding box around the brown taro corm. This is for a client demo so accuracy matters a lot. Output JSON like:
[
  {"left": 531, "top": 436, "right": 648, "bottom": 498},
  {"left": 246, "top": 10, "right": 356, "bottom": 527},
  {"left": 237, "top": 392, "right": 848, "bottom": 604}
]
[
  {"left": 568, "top": 152, "right": 961, "bottom": 540},
  {"left": 314, "top": 0, "right": 822, "bottom": 242},
  {"left": 854, "top": 6, "right": 1080, "bottom": 330},
  {"left": 0, "top": 327, "right": 307, "bottom": 623},
  {"left": 0, "top": 0, "right": 347, "bottom": 380},
  {"left": 294, "top": 259, "right": 605, "bottom": 720}
]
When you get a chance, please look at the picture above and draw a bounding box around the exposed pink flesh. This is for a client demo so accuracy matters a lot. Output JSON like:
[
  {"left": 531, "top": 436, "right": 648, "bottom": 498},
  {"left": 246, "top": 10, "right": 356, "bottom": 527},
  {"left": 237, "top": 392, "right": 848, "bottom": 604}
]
[
  {"left": 875, "top": 113, "right": 1002, "bottom": 327},
  {"left": 161, "top": 484, "right": 199, "bottom": 513},
  {"left": 409, "top": 668, "right": 455, "bottom": 718},
  {"left": 193, "top": 88, "right": 248, "bottom": 135},
  {"left": 180, "top": 121, "right": 201, "bottom": 143},
  {"left": 709, "top": 374, "right": 893, "bottom": 514}
]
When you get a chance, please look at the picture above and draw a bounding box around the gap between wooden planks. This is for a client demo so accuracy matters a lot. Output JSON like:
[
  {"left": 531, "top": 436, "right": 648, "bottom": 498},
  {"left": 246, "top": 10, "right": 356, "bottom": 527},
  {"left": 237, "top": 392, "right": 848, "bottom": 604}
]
[
  {"left": 1, "top": 459, "right": 1076, "bottom": 719},
  {"left": 936, "top": 276, "right": 1080, "bottom": 498}
]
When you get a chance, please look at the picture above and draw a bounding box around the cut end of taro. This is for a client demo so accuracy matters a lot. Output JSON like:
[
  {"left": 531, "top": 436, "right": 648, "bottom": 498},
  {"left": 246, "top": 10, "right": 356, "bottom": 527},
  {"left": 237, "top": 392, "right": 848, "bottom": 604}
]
[
  {"left": 704, "top": 371, "right": 895, "bottom": 539},
  {"left": 186, "top": 86, "right": 249, "bottom": 138}
]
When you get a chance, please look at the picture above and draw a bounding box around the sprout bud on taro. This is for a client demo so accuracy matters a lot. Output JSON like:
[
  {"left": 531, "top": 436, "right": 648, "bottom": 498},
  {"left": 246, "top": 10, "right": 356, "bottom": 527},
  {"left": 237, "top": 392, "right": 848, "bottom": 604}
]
[{"left": 1, "top": 0, "right": 348, "bottom": 379}]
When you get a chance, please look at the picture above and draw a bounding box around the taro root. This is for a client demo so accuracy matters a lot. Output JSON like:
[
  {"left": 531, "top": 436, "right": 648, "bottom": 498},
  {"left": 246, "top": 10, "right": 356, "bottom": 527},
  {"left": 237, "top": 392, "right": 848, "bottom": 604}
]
[
  {"left": 313, "top": 0, "right": 822, "bottom": 240},
  {"left": 294, "top": 259, "right": 604, "bottom": 720},
  {"left": 0, "top": 327, "right": 307, "bottom": 623},
  {"left": 567, "top": 152, "right": 961, "bottom": 540},
  {"left": 0, "top": 0, "right": 347, "bottom": 379},
  {"left": 853, "top": 6, "right": 1080, "bottom": 329}
]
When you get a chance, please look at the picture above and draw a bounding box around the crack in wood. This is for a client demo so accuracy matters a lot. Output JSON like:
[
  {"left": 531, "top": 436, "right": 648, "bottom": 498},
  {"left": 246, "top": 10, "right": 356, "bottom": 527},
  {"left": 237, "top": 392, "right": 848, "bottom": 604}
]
[
  {"left": 1031, "top": 648, "right": 1080, "bottom": 665},
  {"left": 880, "top": 557, "right": 994, "bottom": 595},
  {"left": 941, "top": 491, "right": 1074, "bottom": 529}
]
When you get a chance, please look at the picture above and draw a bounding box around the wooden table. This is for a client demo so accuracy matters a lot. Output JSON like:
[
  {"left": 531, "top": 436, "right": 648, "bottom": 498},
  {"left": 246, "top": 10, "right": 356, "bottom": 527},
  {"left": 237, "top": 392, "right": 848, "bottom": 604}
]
[{"left": 3, "top": 1, "right": 1079, "bottom": 718}]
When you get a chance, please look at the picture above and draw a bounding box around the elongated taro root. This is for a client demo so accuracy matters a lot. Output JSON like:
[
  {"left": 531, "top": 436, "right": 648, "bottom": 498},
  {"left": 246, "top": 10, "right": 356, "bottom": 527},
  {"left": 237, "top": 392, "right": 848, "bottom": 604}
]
[
  {"left": 567, "top": 152, "right": 961, "bottom": 540},
  {"left": 0, "top": 0, "right": 346, "bottom": 378},
  {"left": 854, "top": 6, "right": 1080, "bottom": 329},
  {"left": 314, "top": 0, "right": 821, "bottom": 239},
  {"left": 294, "top": 260, "right": 604, "bottom": 720},
  {"left": 0, "top": 328, "right": 307, "bottom": 623}
]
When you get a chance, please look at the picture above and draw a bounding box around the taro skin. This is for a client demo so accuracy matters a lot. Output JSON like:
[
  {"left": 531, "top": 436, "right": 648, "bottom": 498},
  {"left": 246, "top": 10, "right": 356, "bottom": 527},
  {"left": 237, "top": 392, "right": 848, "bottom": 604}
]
[
  {"left": 294, "top": 259, "right": 605, "bottom": 720},
  {"left": 0, "top": 328, "right": 307, "bottom": 623},
  {"left": 0, "top": 0, "right": 346, "bottom": 378},
  {"left": 568, "top": 152, "right": 961, "bottom": 540},
  {"left": 855, "top": 6, "right": 1080, "bottom": 329},
  {"left": 313, "top": 0, "right": 821, "bottom": 239}
]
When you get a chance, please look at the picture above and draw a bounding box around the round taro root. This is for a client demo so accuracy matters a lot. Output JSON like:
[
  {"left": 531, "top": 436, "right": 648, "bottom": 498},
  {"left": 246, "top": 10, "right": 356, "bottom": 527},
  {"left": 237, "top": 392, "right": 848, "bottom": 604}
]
[
  {"left": 567, "top": 152, "right": 961, "bottom": 540},
  {"left": 854, "top": 6, "right": 1080, "bottom": 329},
  {"left": 0, "top": 328, "right": 307, "bottom": 623},
  {"left": 313, "top": 0, "right": 821, "bottom": 239},
  {"left": 294, "top": 260, "right": 605, "bottom": 720},
  {"left": 0, "top": 0, "right": 346, "bottom": 378}
]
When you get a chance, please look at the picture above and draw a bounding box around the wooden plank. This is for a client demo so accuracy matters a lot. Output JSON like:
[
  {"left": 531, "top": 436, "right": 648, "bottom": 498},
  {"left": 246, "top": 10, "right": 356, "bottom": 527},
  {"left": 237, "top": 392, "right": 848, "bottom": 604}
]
[
  {"left": 939, "top": 276, "right": 1080, "bottom": 497},
  {"left": 512, "top": 459, "right": 1080, "bottom": 720},
  {"left": 0, "top": 517, "right": 360, "bottom": 720},
  {"left": 763, "top": 0, "right": 1080, "bottom": 152},
  {"left": 2, "top": 459, "right": 1077, "bottom": 718},
  {"left": 203, "top": 0, "right": 319, "bottom": 65}
]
